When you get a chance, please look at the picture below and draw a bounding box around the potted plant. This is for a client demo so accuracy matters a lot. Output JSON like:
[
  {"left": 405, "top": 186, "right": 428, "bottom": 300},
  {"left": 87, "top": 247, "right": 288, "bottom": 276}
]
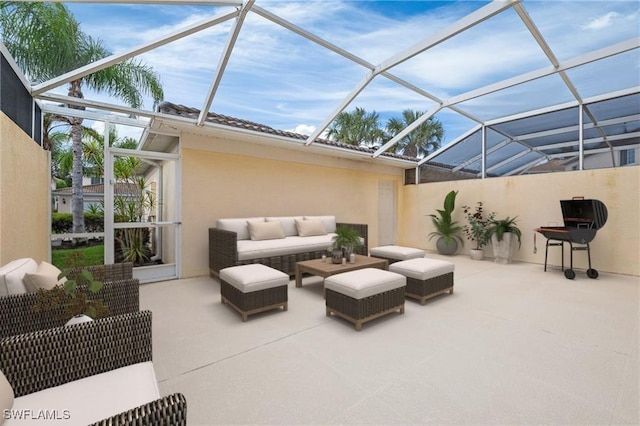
[
  {"left": 331, "top": 225, "right": 363, "bottom": 263},
  {"left": 461, "top": 202, "right": 496, "bottom": 260},
  {"left": 32, "top": 268, "right": 108, "bottom": 324},
  {"left": 488, "top": 216, "right": 522, "bottom": 264},
  {"left": 428, "top": 190, "right": 463, "bottom": 255}
]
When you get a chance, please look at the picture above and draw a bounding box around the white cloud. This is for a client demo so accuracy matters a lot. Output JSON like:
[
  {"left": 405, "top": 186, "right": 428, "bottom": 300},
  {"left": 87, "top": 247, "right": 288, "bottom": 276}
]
[
  {"left": 580, "top": 12, "right": 622, "bottom": 30},
  {"left": 288, "top": 124, "right": 316, "bottom": 135}
]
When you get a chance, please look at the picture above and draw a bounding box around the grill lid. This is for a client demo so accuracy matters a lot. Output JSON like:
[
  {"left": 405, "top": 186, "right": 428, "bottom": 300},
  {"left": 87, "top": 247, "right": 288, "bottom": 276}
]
[{"left": 560, "top": 198, "right": 608, "bottom": 230}]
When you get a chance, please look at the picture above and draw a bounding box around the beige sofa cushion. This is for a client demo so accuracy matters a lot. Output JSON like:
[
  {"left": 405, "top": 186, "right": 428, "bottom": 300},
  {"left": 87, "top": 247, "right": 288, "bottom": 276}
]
[
  {"left": 325, "top": 268, "right": 406, "bottom": 299},
  {"left": 217, "top": 217, "right": 265, "bottom": 240},
  {"left": 248, "top": 221, "right": 285, "bottom": 241},
  {"left": 23, "top": 261, "right": 67, "bottom": 293},
  {"left": 8, "top": 362, "right": 159, "bottom": 426},
  {"left": 0, "top": 258, "right": 37, "bottom": 297},
  {"left": 220, "top": 264, "right": 289, "bottom": 293},
  {"left": 304, "top": 215, "right": 336, "bottom": 233},
  {"left": 295, "top": 219, "right": 327, "bottom": 237},
  {"left": 237, "top": 234, "right": 336, "bottom": 261},
  {"left": 266, "top": 216, "right": 303, "bottom": 237}
]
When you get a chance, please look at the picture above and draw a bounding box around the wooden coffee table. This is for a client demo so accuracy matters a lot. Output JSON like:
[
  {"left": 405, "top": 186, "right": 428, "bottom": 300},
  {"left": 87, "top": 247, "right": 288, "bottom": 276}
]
[{"left": 295, "top": 254, "right": 389, "bottom": 288}]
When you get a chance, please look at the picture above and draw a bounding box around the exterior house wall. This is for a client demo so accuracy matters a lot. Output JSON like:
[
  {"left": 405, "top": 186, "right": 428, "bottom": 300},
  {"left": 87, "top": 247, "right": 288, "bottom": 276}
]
[
  {"left": 179, "top": 131, "right": 403, "bottom": 278},
  {"left": 399, "top": 166, "right": 640, "bottom": 276},
  {"left": 0, "top": 112, "right": 49, "bottom": 265},
  {"left": 564, "top": 148, "right": 639, "bottom": 170}
]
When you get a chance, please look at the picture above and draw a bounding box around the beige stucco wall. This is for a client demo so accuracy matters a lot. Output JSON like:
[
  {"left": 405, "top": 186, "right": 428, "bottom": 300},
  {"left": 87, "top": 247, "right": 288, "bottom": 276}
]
[
  {"left": 180, "top": 132, "right": 403, "bottom": 278},
  {"left": 0, "top": 112, "right": 50, "bottom": 265},
  {"left": 399, "top": 166, "right": 640, "bottom": 276}
]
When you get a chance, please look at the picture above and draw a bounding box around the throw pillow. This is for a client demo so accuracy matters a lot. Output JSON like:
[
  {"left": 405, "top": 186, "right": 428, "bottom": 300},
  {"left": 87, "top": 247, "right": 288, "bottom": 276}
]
[
  {"left": 23, "top": 261, "right": 67, "bottom": 293},
  {"left": 0, "top": 369, "right": 14, "bottom": 424},
  {"left": 248, "top": 220, "right": 286, "bottom": 241},
  {"left": 295, "top": 219, "right": 327, "bottom": 237}
]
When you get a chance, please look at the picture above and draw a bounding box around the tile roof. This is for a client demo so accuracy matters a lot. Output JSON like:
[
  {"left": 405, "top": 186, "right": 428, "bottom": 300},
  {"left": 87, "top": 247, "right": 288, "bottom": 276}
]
[
  {"left": 53, "top": 182, "right": 140, "bottom": 196},
  {"left": 157, "top": 101, "right": 418, "bottom": 162}
]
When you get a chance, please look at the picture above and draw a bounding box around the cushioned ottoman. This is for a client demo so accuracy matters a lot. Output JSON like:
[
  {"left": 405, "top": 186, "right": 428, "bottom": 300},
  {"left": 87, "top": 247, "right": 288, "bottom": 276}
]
[
  {"left": 219, "top": 264, "right": 289, "bottom": 322},
  {"left": 324, "top": 268, "right": 406, "bottom": 331},
  {"left": 389, "top": 258, "right": 454, "bottom": 305},
  {"left": 370, "top": 245, "right": 425, "bottom": 264}
]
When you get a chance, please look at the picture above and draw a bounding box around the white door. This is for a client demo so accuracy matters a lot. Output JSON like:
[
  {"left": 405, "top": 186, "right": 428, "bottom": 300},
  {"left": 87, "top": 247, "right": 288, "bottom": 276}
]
[
  {"left": 378, "top": 180, "right": 396, "bottom": 246},
  {"left": 105, "top": 148, "right": 181, "bottom": 283}
]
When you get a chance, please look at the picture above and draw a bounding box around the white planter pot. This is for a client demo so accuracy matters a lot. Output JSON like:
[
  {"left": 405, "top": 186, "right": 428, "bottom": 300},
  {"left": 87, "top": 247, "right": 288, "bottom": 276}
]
[
  {"left": 469, "top": 249, "right": 484, "bottom": 260},
  {"left": 65, "top": 314, "right": 94, "bottom": 326},
  {"left": 492, "top": 233, "right": 517, "bottom": 264}
]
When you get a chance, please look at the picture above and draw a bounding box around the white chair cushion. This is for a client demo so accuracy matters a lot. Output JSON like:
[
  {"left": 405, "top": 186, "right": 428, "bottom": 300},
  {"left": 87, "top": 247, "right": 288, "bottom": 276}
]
[
  {"left": 220, "top": 264, "right": 289, "bottom": 293},
  {"left": 295, "top": 219, "right": 327, "bottom": 237},
  {"left": 236, "top": 234, "right": 336, "bottom": 261},
  {"left": 265, "top": 216, "right": 303, "bottom": 237},
  {"left": 23, "top": 261, "right": 67, "bottom": 293},
  {"left": 325, "top": 268, "right": 406, "bottom": 299},
  {"left": 248, "top": 221, "right": 285, "bottom": 241},
  {"left": 0, "top": 369, "right": 14, "bottom": 422},
  {"left": 217, "top": 217, "right": 265, "bottom": 240},
  {"left": 0, "top": 258, "right": 37, "bottom": 297},
  {"left": 8, "top": 362, "right": 159, "bottom": 426},
  {"left": 370, "top": 245, "right": 425, "bottom": 260},
  {"left": 389, "top": 258, "right": 455, "bottom": 280},
  {"left": 304, "top": 215, "right": 336, "bottom": 233}
]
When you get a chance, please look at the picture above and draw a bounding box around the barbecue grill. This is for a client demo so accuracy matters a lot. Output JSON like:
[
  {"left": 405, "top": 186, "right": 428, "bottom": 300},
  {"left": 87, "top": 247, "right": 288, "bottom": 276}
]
[{"left": 535, "top": 197, "right": 608, "bottom": 280}]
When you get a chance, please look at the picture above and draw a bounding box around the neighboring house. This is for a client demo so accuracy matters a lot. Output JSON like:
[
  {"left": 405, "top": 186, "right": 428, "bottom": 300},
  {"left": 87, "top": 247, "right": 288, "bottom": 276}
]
[
  {"left": 562, "top": 147, "right": 638, "bottom": 171},
  {"left": 52, "top": 182, "right": 140, "bottom": 213}
]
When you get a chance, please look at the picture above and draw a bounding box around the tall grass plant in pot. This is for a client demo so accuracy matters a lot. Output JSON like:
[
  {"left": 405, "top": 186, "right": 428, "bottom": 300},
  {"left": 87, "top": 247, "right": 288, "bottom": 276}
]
[
  {"left": 428, "top": 190, "right": 463, "bottom": 255},
  {"left": 489, "top": 216, "right": 522, "bottom": 264}
]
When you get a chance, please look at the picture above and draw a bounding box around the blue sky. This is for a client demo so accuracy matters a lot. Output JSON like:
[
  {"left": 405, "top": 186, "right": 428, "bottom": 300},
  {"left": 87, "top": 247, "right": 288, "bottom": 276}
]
[{"left": 57, "top": 0, "right": 639, "bottom": 145}]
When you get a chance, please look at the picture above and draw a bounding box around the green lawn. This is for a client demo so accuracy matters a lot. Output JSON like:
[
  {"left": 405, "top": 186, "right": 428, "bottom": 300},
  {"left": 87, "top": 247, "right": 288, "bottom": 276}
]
[{"left": 51, "top": 244, "right": 104, "bottom": 269}]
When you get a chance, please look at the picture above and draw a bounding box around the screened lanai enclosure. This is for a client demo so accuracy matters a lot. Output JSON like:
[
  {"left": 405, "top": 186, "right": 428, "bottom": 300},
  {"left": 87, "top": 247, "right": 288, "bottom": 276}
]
[
  {"left": 0, "top": 0, "right": 638, "bottom": 280},
  {"left": 4, "top": 0, "right": 638, "bottom": 176}
]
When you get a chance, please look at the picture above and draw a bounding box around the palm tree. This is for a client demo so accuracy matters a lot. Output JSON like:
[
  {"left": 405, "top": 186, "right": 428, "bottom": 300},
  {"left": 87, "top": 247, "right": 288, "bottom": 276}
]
[
  {"left": 385, "top": 109, "right": 444, "bottom": 158},
  {"left": 0, "top": 2, "right": 163, "bottom": 239},
  {"left": 327, "top": 107, "right": 385, "bottom": 147}
]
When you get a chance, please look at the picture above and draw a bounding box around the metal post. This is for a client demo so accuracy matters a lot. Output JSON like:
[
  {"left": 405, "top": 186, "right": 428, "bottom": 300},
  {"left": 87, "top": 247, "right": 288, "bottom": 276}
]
[
  {"left": 481, "top": 125, "right": 487, "bottom": 178},
  {"left": 578, "top": 105, "right": 584, "bottom": 171},
  {"left": 104, "top": 121, "right": 114, "bottom": 264}
]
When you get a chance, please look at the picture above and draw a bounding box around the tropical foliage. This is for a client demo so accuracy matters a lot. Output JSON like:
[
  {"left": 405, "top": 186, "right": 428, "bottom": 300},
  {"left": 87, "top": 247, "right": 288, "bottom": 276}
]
[
  {"left": 327, "top": 107, "right": 385, "bottom": 146},
  {"left": 428, "top": 190, "right": 463, "bottom": 246},
  {"left": 0, "top": 2, "right": 163, "bottom": 238},
  {"left": 385, "top": 109, "right": 443, "bottom": 158},
  {"left": 461, "top": 202, "right": 496, "bottom": 250},
  {"left": 488, "top": 216, "right": 522, "bottom": 248},
  {"left": 326, "top": 107, "right": 444, "bottom": 157}
]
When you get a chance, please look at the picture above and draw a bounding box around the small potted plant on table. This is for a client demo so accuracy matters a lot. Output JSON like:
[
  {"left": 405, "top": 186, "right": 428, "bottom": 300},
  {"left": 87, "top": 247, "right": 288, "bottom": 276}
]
[
  {"left": 331, "top": 225, "right": 363, "bottom": 263},
  {"left": 461, "top": 202, "right": 495, "bottom": 260}
]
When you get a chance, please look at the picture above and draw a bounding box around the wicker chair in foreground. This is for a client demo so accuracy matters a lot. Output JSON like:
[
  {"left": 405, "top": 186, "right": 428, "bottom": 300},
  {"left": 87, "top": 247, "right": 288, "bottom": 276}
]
[
  {"left": 0, "top": 263, "right": 139, "bottom": 339},
  {"left": 0, "top": 311, "right": 187, "bottom": 425}
]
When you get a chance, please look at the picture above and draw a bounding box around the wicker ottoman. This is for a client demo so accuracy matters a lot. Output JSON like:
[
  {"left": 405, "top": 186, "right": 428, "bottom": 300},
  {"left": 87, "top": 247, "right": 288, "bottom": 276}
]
[
  {"left": 389, "top": 258, "right": 454, "bottom": 305},
  {"left": 325, "top": 268, "right": 406, "bottom": 331},
  {"left": 219, "top": 264, "right": 289, "bottom": 322},
  {"left": 370, "top": 245, "right": 425, "bottom": 264}
]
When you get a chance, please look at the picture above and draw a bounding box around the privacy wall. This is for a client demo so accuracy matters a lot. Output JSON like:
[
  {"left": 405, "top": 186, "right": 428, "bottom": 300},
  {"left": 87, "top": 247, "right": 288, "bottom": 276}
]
[
  {"left": 180, "top": 132, "right": 403, "bottom": 278},
  {"left": 400, "top": 166, "right": 640, "bottom": 276},
  {"left": 0, "top": 112, "right": 49, "bottom": 264}
]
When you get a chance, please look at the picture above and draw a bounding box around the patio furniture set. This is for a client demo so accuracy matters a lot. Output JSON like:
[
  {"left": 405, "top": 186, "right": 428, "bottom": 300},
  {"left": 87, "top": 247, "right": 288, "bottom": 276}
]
[
  {"left": 0, "top": 260, "right": 187, "bottom": 425},
  {"left": 210, "top": 217, "right": 455, "bottom": 331}
]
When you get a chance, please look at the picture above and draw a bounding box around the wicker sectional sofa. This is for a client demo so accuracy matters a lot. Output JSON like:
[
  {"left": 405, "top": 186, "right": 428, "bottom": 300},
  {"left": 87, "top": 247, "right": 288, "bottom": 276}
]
[{"left": 209, "top": 215, "right": 368, "bottom": 276}]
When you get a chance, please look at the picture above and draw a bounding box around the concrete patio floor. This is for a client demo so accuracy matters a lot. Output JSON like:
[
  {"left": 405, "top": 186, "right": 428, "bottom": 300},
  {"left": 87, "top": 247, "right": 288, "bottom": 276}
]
[{"left": 140, "top": 254, "right": 639, "bottom": 425}]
